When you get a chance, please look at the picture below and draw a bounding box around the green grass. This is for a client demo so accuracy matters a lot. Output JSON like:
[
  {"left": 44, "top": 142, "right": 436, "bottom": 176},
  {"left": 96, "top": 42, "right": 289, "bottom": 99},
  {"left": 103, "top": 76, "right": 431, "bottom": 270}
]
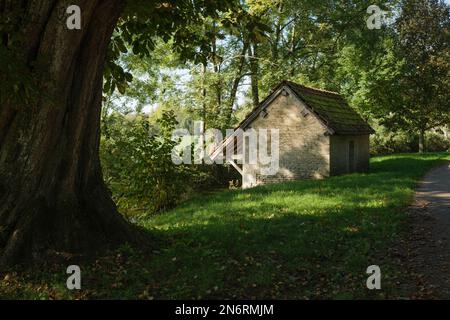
[{"left": 1, "top": 153, "right": 449, "bottom": 299}]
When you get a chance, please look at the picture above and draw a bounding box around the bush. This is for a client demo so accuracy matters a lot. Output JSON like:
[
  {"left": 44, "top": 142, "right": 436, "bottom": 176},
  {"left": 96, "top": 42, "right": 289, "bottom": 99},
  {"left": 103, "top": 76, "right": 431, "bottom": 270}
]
[
  {"left": 426, "top": 132, "right": 450, "bottom": 152},
  {"left": 100, "top": 110, "right": 194, "bottom": 216},
  {"left": 371, "top": 129, "right": 417, "bottom": 155},
  {"left": 371, "top": 127, "right": 450, "bottom": 155}
]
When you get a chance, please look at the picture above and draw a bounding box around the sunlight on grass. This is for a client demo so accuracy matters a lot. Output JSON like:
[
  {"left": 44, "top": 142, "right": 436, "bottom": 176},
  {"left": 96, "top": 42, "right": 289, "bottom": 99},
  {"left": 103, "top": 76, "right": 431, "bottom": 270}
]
[
  {"left": 134, "top": 153, "right": 449, "bottom": 299},
  {"left": 1, "top": 153, "right": 448, "bottom": 299}
]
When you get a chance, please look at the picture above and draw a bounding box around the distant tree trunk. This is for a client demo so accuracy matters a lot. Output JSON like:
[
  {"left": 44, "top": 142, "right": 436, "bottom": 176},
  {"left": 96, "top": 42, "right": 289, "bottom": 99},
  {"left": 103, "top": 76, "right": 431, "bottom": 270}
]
[
  {"left": 272, "top": 21, "right": 281, "bottom": 61},
  {"left": 289, "top": 24, "right": 296, "bottom": 77},
  {"left": 0, "top": 0, "right": 145, "bottom": 268},
  {"left": 249, "top": 43, "right": 260, "bottom": 108},
  {"left": 201, "top": 61, "right": 208, "bottom": 128},
  {"left": 212, "top": 21, "right": 222, "bottom": 119},
  {"left": 271, "top": 1, "right": 284, "bottom": 61},
  {"left": 418, "top": 129, "right": 426, "bottom": 153},
  {"left": 224, "top": 39, "right": 249, "bottom": 127}
]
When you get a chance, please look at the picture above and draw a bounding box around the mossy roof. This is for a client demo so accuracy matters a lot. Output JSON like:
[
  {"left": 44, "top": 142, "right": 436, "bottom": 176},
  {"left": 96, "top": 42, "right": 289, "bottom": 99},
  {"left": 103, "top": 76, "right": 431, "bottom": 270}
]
[{"left": 240, "top": 80, "right": 374, "bottom": 135}]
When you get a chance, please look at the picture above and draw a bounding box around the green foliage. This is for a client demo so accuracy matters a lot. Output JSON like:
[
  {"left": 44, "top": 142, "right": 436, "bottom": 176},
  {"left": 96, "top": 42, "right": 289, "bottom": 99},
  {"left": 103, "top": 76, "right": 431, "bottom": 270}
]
[
  {"left": 100, "top": 110, "right": 193, "bottom": 215},
  {"left": 100, "top": 0, "right": 449, "bottom": 218},
  {"left": 371, "top": 126, "right": 450, "bottom": 155},
  {"left": 389, "top": 0, "right": 450, "bottom": 133},
  {"left": 103, "top": 0, "right": 240, "bottom": 98},
  {"left": 425, "top": 132, "right": 450, "bottom": 152},
  {"left": 371, "top": 127, "right": 419, "bottom": 155},
  {"left": 339, "top": 1, "right": 449, "bottom": 137}
]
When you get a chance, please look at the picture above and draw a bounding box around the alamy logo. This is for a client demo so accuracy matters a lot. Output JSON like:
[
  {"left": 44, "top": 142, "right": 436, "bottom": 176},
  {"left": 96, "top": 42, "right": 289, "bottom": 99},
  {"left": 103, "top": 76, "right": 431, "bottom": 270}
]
[
  {"left": 366, "top": 5, "right": 389, "bottom": 30},
  {"left": 366, "top": 265, "right": 381, "bottom": 290},
  {"left": 66, "top": 5, "right": 81, "bottom": 30},
  {"left": 171, "top": 121, "right": 280, "bottom": 176},
  {"left": 66, "top": 265, "right": 81, "bottom": 290}
]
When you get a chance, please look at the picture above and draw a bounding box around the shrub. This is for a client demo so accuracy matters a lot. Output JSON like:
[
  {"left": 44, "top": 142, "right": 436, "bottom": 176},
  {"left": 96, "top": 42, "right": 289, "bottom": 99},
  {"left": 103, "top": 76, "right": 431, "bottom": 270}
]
[
  {"left": 371, "top": 129, "right": 417, "bottom": 155},
  {"left": 100, "top": 110, "right": 194, "bottom": 216},
  {"left": 371, "top": 127, "right": 450, "bottom": 155},
  {"left": 426, "top": 132, "right": 450, "bottom": 152}
]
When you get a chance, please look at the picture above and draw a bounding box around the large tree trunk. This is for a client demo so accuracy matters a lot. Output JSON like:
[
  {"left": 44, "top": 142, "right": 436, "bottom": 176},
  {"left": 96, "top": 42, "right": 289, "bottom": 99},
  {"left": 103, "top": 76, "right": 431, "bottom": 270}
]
[{"left": 0, "top": 0, "right": 146, "bottom": 268}]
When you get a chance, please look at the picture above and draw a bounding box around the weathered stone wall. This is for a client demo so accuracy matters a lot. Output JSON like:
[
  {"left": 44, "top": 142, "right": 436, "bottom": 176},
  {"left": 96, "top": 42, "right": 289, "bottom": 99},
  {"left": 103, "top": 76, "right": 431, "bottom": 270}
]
[
  {"left": 329, "top": 135, "right": 370, "bottom": 176},
  {"left": 242, "top": 91, "right": 330, "bottom": 188}
]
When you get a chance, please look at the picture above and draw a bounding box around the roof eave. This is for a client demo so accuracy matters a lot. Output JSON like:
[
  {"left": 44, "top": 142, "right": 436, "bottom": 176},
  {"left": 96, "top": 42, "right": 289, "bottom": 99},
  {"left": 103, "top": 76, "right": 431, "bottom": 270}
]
[
  {"left": 333, "top": 129, "right": 375, "bottom": 135},
  {"left": 283, "top": 84, "right": 335, "bottom": 135}
]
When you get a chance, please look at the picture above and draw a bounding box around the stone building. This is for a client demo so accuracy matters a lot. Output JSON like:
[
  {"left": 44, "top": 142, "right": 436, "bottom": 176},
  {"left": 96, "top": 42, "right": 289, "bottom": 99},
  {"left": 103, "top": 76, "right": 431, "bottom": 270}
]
[{"left": 211, "top": 81, "right": 375, "bottom": 189}]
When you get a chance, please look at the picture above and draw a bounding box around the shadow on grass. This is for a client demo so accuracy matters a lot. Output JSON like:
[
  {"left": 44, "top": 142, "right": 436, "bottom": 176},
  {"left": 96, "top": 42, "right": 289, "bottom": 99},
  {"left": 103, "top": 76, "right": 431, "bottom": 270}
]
[
  {"left": 123, "top": 153, "right": 448, "bottom": 299},
  {"left": 1, "top": 153, "right": 448, "bottom": 299}
]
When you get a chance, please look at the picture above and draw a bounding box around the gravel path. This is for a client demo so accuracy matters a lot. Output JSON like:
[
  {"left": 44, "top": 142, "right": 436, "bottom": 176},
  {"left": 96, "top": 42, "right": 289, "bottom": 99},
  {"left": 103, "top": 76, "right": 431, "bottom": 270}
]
[{"left": 401, "top": 162, "right": 450, "bottom": 299}]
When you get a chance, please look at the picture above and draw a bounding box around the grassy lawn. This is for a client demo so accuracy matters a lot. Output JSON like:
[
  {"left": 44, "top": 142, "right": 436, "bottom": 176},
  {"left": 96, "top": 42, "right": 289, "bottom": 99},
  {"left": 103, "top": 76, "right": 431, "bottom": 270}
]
[{"left": 1, "top": 153, "right": 449, "bottom": 299}]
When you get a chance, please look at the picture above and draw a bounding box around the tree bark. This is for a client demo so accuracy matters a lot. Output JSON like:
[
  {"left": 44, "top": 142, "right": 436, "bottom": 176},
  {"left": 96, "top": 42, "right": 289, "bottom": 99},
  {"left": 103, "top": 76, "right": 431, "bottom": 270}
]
[
  {"left": 0, "top": 0, "right": 146, "bottom": 268},
  {"left": 201, "top": 61, "right": 208, "bottom": 129},
  {"left": 211, "top": 21, "right": 222, "bottom": 118},
  {"left": 249, "top": 43, "right": 259, "bottom": 108},
  {"left": 271, "top": 1, "right": 284, "bottom": 62},
  {"left": 418, "top": 129, "right": 426, "bottom": 153},
  {"left": 224, "top": 39, "right": 249, "bottom": 127}
]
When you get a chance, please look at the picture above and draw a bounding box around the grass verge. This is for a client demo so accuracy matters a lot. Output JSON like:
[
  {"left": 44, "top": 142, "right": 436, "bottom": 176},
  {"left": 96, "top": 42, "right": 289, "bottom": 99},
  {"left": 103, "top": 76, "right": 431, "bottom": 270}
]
[{"left": 1, "top": 152, "right": 448, "bottom": 299}]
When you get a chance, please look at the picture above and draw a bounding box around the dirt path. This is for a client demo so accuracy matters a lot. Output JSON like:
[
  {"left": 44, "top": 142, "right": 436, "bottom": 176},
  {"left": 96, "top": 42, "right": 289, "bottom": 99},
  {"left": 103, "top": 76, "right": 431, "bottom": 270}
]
[{"left": 399, "top": 162, "right": 450, "bottom": 299}]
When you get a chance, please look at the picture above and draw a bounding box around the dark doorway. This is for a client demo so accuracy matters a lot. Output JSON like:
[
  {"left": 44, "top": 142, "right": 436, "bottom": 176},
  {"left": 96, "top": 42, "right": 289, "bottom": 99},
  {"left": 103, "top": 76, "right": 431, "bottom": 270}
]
[{"left": 348, "top": 141, "right": 355, "bottom": 173}]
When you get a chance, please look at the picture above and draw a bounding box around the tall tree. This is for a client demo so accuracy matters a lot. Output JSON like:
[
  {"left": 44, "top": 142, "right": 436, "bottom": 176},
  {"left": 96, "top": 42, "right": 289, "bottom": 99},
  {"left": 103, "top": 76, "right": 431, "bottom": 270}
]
[
  {"left": 0, "top": 0, "right": 236, "bottom": 267},
  {"left": 394, "top": 0, "right": 450, "bottom": 152}
]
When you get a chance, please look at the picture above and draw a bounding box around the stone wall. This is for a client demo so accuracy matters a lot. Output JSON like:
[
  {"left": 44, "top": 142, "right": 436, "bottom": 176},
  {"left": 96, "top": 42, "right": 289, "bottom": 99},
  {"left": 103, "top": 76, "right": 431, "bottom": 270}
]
[{"left": 242, "top": 90, "right": 331, "bottom": 188}]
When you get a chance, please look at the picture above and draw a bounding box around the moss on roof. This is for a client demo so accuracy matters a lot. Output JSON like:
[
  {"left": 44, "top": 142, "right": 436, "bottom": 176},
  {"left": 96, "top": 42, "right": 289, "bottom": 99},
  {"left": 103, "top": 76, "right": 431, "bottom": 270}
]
[
  {"left": 238, "top": 81, "right": 374, "bottom": 135},
  {"left": 285, "top": 81, "right": 375, "bottom": 135}
]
